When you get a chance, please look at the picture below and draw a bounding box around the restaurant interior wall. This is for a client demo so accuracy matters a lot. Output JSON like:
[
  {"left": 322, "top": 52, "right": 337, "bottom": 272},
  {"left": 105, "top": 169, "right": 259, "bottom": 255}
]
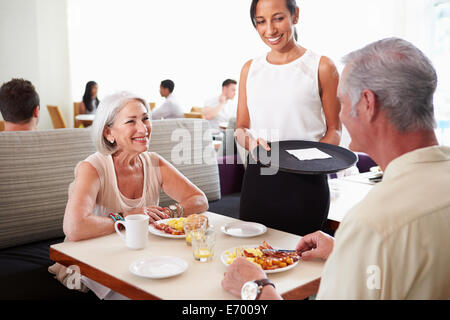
[
  {"left": 1, "top": 0, "right": 448, "bottom": 143},
  {"left": 66, "top": 0, "right": 449, "bottom": 145},
  {"left": 0, "top": 0, "right": 72, "bottom": 130}
]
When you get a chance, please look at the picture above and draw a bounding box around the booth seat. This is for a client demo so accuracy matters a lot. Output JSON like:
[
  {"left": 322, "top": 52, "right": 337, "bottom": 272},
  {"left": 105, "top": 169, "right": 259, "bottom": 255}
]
[{"left": 0, "top": 119, "right": 221, "bottom": 299}]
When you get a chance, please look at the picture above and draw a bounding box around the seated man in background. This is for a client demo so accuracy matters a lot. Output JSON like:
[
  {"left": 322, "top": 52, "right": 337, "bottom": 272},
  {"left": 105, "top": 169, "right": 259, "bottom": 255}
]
[
  {"left": 202, "top": 79, "right": 237, "bottom": 135},
  {"left": 0, "top": 78, "right": 40, "bottom": 131},
  {"left": 151, "top": 79, "right": 184, "bottom": 120},
  {"left": 222, "top": 37, "right": 450, "bottom": 300}
]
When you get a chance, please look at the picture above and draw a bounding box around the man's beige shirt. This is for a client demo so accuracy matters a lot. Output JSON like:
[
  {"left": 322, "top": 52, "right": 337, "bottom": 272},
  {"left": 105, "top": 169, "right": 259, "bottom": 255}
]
[{"left": 317, "top": 146, "right": 450, "bottom": 299}]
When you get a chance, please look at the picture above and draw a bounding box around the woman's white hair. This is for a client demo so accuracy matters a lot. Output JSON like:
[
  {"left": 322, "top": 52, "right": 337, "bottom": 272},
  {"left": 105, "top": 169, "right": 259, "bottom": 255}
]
[
  {"left": 91, "top": 91, "right": 150, "bottom": 155},
  {"left": 341, "top": 37, "right": 437, "bottom": 132}
]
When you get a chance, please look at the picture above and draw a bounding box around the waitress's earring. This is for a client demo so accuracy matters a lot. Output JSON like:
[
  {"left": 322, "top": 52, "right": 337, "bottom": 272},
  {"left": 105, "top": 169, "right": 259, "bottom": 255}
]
[{"left": 110, "top": 139, "right": 115, "bottom": 144}]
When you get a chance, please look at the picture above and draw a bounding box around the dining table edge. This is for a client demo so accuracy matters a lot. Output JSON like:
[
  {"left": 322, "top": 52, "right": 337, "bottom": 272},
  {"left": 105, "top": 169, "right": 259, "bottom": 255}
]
[
  {"left": 49, "top": 246, "right": 162, "bottom": 300},
  {"left": 280, "top": 277, "right": 321, "bottom": 300}
]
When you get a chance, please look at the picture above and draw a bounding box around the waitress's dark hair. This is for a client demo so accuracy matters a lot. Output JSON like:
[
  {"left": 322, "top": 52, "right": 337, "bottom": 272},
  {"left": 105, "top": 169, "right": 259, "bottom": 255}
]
[
  {"left": 82, "top": 81, "right": 99, "bottom": 112},
  {"left": 250, "top": 0, "right": 299, "bottom": 41}
]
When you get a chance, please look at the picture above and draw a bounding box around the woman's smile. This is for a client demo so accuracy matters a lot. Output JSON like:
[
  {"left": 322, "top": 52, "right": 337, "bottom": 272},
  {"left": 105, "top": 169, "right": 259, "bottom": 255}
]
[
  {"left": 131, "top": 136, "right": 149, "bottom": 144},
  {"left": 266, "top": 34, "right": 283, "bottom": 45}
]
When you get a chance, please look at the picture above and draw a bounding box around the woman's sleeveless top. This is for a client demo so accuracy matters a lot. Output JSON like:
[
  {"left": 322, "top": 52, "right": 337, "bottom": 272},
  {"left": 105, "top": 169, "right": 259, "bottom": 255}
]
[
  {"left": 70, "top": 151, "right": 162, "bottom": 217},
  {"left": 246, "top": 50, "right": 326, "bottom": 142}
]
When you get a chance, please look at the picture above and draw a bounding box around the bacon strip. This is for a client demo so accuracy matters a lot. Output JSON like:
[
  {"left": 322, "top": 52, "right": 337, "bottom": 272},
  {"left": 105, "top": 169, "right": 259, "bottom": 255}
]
[
  {"left": 249, "top": 241, "right": 300, "bottom": 270},
  {"left": 154, "top": 222, "right": 184, "bottom": 235}
]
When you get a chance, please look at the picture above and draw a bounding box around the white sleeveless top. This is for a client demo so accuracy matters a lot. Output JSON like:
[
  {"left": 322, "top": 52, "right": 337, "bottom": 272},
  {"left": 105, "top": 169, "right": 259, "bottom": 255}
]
[
  {"left": 70, "top": 151, "right": 162, "bottom": 217},
  {"left": 246, "top": 50, "right": 326, "bottom": 142}
]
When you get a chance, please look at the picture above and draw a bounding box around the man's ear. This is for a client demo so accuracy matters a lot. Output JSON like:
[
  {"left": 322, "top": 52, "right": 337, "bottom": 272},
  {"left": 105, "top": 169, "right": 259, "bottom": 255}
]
[
  {"left": 33, "top": 105, "right": 40, "bottom": 118},
  {"left": 361, "top": 90, "right": 378, "bottom": 123}
]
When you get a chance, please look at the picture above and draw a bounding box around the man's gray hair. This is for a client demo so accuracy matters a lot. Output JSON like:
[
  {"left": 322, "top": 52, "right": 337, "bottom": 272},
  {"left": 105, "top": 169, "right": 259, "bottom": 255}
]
[
  {"left": 341, "top": 37, "right": 437, "bottom": 132},
  {"left": 91, "top": 91, "right": 150, "bottom": 155}
]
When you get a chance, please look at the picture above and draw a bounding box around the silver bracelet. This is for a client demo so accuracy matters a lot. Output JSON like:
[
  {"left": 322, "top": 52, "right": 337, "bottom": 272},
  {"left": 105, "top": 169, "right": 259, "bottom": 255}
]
[
  {"left": 175, "top": 202, "right": 183, "bottom": 218},
  {"left": 165, "top": 206, "right": 176, "bottom": 218}
]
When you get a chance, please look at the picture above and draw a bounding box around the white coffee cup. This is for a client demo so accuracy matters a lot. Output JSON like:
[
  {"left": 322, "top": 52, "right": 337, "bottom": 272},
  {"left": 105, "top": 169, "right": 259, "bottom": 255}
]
[{"left": 114, "top": 214, "right": 149, "bottom": 249}]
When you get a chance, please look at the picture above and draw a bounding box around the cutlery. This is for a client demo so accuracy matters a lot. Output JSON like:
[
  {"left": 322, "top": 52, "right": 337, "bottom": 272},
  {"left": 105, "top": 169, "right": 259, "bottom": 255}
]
[{"left": 261, "top": 249, "right": 298, "bottom": 254}]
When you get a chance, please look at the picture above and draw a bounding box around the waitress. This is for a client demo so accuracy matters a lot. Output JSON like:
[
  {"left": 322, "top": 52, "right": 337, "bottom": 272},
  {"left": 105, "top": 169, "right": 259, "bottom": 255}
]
[{"left": 235, "top": 0, "right": 341, "bottom": 235}]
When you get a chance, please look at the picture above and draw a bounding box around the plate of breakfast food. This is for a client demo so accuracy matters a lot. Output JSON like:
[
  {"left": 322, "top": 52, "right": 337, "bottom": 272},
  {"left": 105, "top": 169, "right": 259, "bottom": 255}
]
[
  {"left": 221, "top": 241, "right": 300, "bottom": 274},
  {"left": 149, "top": 214, "right": 210, "bottom": 239},
  {"left": 149, "top": 218, "right": 186, "bottom": 239}
]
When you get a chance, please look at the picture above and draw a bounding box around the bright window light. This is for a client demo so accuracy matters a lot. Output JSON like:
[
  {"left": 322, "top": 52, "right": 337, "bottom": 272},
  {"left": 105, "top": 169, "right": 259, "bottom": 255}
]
[{"left": 67, "top": 0, "right": 450, "bottom": 145}]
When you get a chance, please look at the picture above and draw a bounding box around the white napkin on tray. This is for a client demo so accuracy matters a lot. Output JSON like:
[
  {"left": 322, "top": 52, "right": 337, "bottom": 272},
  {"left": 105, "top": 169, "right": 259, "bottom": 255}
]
[{"left": 286, "top": 148, "right": 332, "bottom": 161}]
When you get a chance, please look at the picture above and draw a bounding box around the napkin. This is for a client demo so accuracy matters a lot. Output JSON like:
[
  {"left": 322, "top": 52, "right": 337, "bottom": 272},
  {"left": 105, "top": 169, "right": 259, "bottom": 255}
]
[{"left": 286, "top": 148, "right": 332, "bottom": 161}]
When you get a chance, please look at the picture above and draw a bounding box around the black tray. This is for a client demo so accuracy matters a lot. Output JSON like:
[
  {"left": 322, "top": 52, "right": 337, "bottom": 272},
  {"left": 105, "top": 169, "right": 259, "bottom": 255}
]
[{"left": 254, "top": 140, "right": 357, "bottom": 175}]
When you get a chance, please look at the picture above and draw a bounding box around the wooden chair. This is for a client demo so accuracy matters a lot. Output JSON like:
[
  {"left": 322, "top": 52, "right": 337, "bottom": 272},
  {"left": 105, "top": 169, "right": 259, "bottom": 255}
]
[
  {"left": 184, "top": 107, "right": 204, "bottom": 119},
  {"left": 184, "top": 112, "right": 204, "bottom": 119},
  {"left": 73, "top": 102, "right": 81, "bottom": 128},
  {"left": 190, "top": 106, "right": 203, "bottom": 113},
  {"left": 0, "top": 120, "right": 4, "bottom": 132},
  {"left": 47, "top": 105, "right": 67, "bottom": 129}
]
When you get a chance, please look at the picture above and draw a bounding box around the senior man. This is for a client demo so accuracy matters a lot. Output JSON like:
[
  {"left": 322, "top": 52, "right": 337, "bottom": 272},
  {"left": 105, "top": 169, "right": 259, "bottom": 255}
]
[{"left": 222, "top": 37, "right": 450, "bottom": 300}]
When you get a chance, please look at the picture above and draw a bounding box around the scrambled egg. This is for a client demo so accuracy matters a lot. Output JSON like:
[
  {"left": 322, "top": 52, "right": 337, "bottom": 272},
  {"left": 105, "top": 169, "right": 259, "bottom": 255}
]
[
  {"left": 225, "top": 247, "right": 263, "bottom": 265},
  {"left": 166, "top": 218, "right": 185, "bottom": 232}
]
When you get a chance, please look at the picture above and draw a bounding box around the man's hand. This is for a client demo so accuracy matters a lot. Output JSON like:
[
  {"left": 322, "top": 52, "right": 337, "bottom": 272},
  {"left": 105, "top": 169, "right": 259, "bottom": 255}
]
[
  {"left": 222, "top": 257, "right": 267, "bottom": 298},
  {"left": 219, "top": 94, "right": 227, "bottom": 105},
  {"left": 296, "top": 231, "right": 335, "bottom": 261}
]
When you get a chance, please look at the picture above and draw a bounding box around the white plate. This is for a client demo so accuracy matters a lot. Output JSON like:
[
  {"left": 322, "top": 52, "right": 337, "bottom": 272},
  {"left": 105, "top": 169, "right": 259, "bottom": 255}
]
[
  {"left": 220, "top": 245, "right": 299, "bottom": 274},
  {"left": 129, "top": 256, "right": 188, "bottom": 279},
  {"left": 220, "top": 221, "right": 267, "bottom": 238},
  {"left": 148, "top": 219, "right": 185, "bottom": 239}
]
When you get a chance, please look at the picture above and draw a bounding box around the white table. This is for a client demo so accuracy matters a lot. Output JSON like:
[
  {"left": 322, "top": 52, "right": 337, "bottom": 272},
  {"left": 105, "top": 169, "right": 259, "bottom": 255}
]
[
  {"left": 326, "top": 175, "right": 375, "bottom": 229},
  {"left": 219, "top": 122, "right": 228, "bottom": 130},
  {"left": 50, "top": 212, "right": 324, "bottom": 300},
  {"left": 49, "top": 175, "right": 375, "bottom": 300},
  {"left": 75, "top": 114, "right": 95, "bottom": 122}
]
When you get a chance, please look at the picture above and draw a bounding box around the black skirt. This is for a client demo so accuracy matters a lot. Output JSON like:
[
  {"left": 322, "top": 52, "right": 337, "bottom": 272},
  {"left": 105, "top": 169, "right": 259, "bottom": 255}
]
[{"left": 239, "top": 158, "right": 330, "bottom": 236}]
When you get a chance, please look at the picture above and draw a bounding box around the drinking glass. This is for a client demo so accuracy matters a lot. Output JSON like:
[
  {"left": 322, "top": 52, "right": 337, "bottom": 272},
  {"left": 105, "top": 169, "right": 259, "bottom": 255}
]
[
  {"left": 191, "top": 228, "right": 216, "bottom": 262},
  {"left": 182, "top": 214, "right": 207, "bottom": 246}
]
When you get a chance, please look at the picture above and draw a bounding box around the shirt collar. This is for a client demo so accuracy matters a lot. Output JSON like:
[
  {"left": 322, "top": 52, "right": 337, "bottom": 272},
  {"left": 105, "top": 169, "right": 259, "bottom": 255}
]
[{"left": 383, "top": 145, "right": 450, "bottom": 181}]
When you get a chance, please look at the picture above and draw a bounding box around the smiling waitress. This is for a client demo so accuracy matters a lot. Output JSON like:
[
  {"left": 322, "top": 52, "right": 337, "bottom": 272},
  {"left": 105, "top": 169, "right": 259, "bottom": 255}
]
[{"left": 235, "top": 0, "right": 342, "bottom": 236}]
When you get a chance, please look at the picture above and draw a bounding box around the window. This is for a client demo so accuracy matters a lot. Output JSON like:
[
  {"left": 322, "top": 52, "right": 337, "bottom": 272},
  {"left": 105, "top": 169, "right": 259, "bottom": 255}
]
[
  {"left": 432, "top": 0, "right": 450, "bottom": 144},
  {"left": 67, "top": 0, "right": 450, "bottom": 144}
]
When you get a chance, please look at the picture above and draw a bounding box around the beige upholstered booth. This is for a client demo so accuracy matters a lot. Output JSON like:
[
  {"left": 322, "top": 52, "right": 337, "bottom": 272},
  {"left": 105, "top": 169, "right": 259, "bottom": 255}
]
[{"left": 0, "top": 119, "right": 220, "bottom": 249}]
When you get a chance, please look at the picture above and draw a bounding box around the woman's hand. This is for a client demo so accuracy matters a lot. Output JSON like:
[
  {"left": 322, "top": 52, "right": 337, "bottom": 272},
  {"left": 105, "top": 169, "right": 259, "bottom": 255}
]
[
  {"left": 296, "top": 231, "right": 335, "bottom": 261},
  {"left": 249, "top": 136, "right": 271, "bottom": 161},
  {"left": 123, "top": 206, "right": 170, "bottom": 223}
]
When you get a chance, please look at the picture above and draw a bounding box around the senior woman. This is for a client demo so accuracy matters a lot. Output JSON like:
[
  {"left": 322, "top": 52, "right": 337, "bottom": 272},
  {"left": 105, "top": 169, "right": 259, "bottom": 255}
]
[{"left": 51, "top": 91, "right": 208, "bottom": 299}]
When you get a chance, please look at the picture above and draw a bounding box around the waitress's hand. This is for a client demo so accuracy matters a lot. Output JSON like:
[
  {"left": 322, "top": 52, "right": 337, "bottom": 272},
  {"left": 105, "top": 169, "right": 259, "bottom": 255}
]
[
  {"left": 123, "top": 206, "right": 170, "bottom": 223},
  {"left": 249, "top": 137, "right": 271, "bottom": 161}
]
